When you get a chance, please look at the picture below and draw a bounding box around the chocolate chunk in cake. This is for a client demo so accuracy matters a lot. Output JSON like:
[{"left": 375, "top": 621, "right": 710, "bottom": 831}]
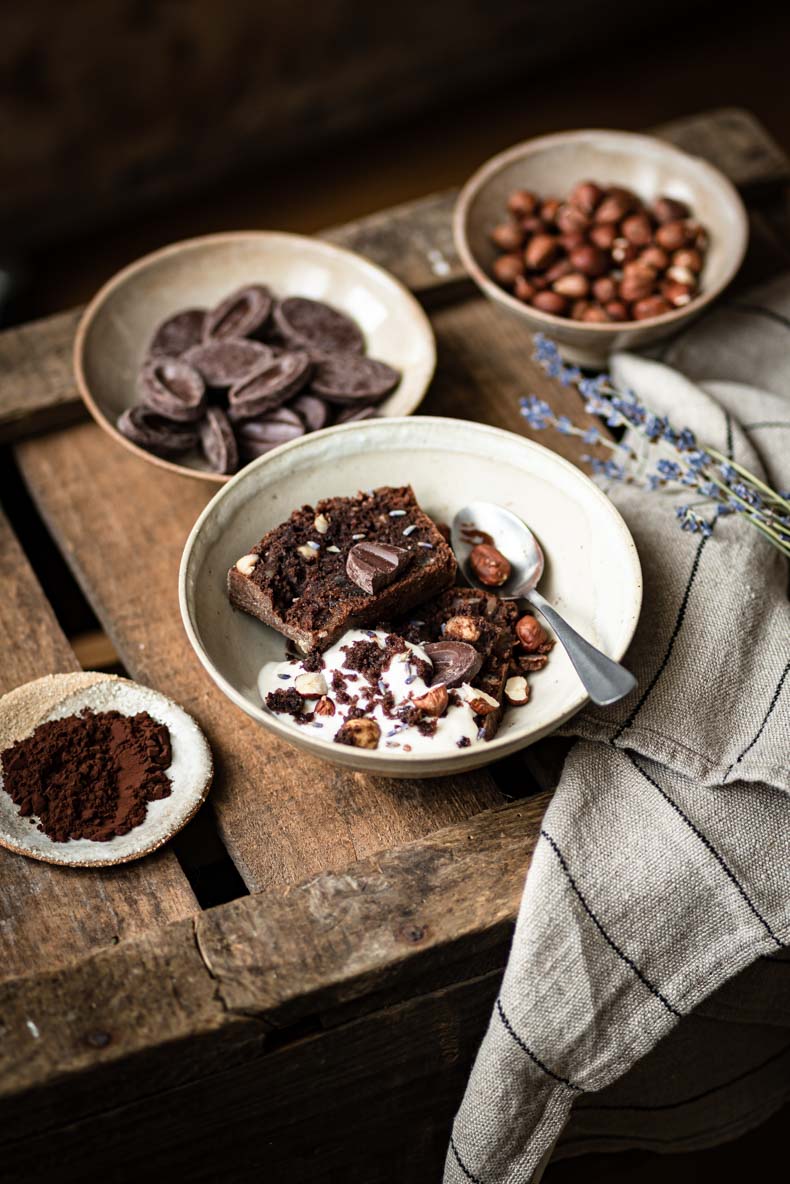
[
  {"left": 390, "top": 587, "right": 519, "bottom": 740},
  {"left": 228, "top": 486, "right": 456, "bottom": 653}
]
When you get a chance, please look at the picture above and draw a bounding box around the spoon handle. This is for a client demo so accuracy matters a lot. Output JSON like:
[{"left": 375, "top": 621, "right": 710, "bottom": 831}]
[{"left": 524, "top": 589, "right": 637, "bottom": 707}]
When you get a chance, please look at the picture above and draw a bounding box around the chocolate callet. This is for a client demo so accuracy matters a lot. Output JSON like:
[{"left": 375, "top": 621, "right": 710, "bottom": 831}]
[
  {"left": 0, "top": 709, "right": 172, "bottom": 843},
  {"left": 346, "top": 541, "right": 413, "bottom": 594},
  {"left": 265, "top": 687, "right": 304, "bottom": 716}
]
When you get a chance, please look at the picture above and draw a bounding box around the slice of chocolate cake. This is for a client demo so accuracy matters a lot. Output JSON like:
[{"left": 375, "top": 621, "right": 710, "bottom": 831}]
[
  {"left": 390, "top": 587, "right": 520, "bottom": 740},
  {"left": 228, "top": 486, "right": 456, "bottom": 652}
]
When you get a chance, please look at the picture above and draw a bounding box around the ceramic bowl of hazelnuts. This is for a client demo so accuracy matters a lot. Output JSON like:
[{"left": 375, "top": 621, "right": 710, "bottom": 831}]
[{"left": 454, "top": 129, "right": 748, "bottom": 365}]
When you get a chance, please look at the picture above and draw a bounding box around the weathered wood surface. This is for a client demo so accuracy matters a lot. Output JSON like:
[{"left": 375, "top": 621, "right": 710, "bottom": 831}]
[
  {"left": 0, "top": 510, "right": 197, "bottom": 981},
  {"left": 1, "top": 108, "right": 787, "bottom": 444},
  {"left": 0, "top": 796, "right": 547, "bottom": 1145}
]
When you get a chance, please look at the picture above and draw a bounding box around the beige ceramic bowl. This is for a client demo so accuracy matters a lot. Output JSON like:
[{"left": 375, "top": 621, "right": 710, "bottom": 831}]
[
  {"left": 74, "top": 231, "right": 437, "bottom": 483},
  {"left": 454, "top": 129, "right": 748, "bottom": 366},
  {"left": 179, "top": 416, "right": 642, "bottom": 777}
]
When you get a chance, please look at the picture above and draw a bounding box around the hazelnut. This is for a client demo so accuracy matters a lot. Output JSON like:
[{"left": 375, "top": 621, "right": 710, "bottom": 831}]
[
  {"left": 313, "top": 513, "right": 330, "bottom": 534},
  {"left": 525, "top": 233, "right": 558, "bottom": 270},
  {"left": 622, "top": 259, "right": 657, "bottom": 281},
  {"left": 569, "top": 180, "right": 602, "bottom": 216},
  {"left": 540, "top": 198, "right": 561, "bottom": 224},
  {"left": 638, "top": 245, "right": 670, "bottom": 272},
  {"left": 445, "top": 615, "right": 482, "bottom": 642},
  {"left": 412, "top": 684, "right": 449, "bottom": 717},
  {"left": 556, "top": 203, "right": 589, "bottom": 235},
  {"left": 521, "top": 215, "right": 548, "bottom": 235},
  {"left": 560, "top": 231, "right": 587, "bottom": 252},
  {"left": 633, "top": 295, "right": 672, "bottom": 320},
  {"left": 235, "top": 553, "right": 258, "bottom": 576},
  {"left": 611, "top": 238, "right": 638, "bottom": 265},
  {"left": 553, "top": 272, "right": 590, "bottom": 299},
  {"left": 297, "top": 543, "right": 319, "bottom": 561},
  {"left": 580, "top": 304, "right": 610, "bottom": 322},
  {"left": 513, "top": 275, "right": 535, "bottom": 303},
  {"left": 666, "top": 265, "right": 697, "bottom": 287},
  {"left": 507, "top": 189, "right": 538, "bottom": 218},
  {"left": 531, "top": 274, "right": 550, "bottom": 291},
  {"left": 545, "top": 258, "right": 574, "bottom": 284},
  {"left": 655, "top": 220, "right": 690, "bottom": 251},
  {"left": 467, "top": 689, "right": 500, "bottom": 715},
  {"left": 294, "top": 672, "right": 328, "bottom": 698},
  {"left": 589, "top": 223, "right": 617, "bottom": 250},
  {"left": 492, "top": 253, "right": 525, "bottom": 287},
  {"left": 314, "top": 696, "right": 336, "bottom": 716},
  {"left": 672, "top": 248, "right": 703, "bottom": 273},
  {"left": 619, "top": 274, "right": 655, "bottom": 303},
  {"left": 653, "top": 195, "right": 690, "bottom": 224},
  {"left": 662, "top": 280, "right": 694, "bottom": 307},
  {"left": 516, "top": 614, "right": 548, "bottom": 652},
  {"left": 504, "top": 676, "right": 530, "bottom": 706},
  {"left": 688, "top": 223, "right": 708, "bottom": 251},
  {"left": 621, "top": 213, "right": 653, "bottom": 246},
  {"left": 571, "top": 300, "right": 591, "bottom": 320},
  {"left": 592, "top": 276, "right": 617, "bottom": 303},
  {"left": 490, "top": 222, "right": 524, "bottom": 252},
  {"left": 514, "top": 652, "right": 549, "bottom": 673},
  {"left": 569, "top": 244, "right": 608, "bottom": 277},
  {"left": 605, "top": 300, "right": 630, "bottom": 321},
  {"left": 470, "top": 542, "right": 511, "bottom": 587},
  {"left": 335, "top": 718, "right": 381, "bottom": 749},
  {"left": 531, "top": 291, "right": 568, "bottom": 316},
  {"left": 594, "top": 188, "right": 635, "bottom": 224}
]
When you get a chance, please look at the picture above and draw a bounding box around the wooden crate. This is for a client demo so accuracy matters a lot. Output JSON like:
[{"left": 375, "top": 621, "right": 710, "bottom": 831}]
[{"left": 0, "top": 108, "right": 787, "bottom": 1183}]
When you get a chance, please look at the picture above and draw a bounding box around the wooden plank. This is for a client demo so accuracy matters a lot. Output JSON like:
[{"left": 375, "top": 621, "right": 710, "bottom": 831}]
[
  {"left": 0, "top": 796, "right": 548, "bottom": 1134},
  {"left": 0, "top": 510, "right": 197, "bottom": 980},
  {"left": 1, "top": 108, "right": 788, "bottom": 444},
  {"left": 15, "top": 424, "right": 505, "bottom": 891}
]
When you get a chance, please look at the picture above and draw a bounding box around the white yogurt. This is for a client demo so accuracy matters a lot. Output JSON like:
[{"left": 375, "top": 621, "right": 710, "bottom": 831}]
[{"left": 258, "top": 629, "right": 493, "bottom": 753}]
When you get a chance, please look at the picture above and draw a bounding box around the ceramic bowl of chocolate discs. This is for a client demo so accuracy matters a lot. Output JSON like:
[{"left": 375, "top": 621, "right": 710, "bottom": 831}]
[
  {"left": 454, "top": 129, "right": 748, "bottom": 365},
  {"left": 75, "top": 232, "right": 436, "bottom": 483}
]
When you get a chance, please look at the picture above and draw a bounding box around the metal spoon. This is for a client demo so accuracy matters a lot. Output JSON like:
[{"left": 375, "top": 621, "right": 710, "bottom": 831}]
[{"left": 452, "top": 502, "right": 636, "bottom": 706}]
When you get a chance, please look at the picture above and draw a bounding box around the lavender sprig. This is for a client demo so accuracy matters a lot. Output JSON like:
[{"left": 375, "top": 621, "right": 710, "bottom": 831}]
[{"left": 521, "top": 335, "right": 790, "bottom": 556}]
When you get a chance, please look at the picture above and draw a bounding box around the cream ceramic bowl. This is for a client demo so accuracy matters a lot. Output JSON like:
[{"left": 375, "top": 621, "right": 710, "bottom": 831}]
[
  {"left": 75, "top": 231, "right": 436, "bottom": 483},
  {"left": 454, "top": 129, "right": 748, "bottom": 366},
  {"left": 179, "top": 417, "right": 642, "bottom": 777}
]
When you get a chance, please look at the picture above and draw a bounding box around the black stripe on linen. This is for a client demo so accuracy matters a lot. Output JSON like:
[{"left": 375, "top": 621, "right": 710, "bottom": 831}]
[
  {"left": 724, "top": 411, "right": 734, "bottom": 461},
  {"left": 724, "top": 659, "right": 789, "bottom": 782},
  {"left": 541, "top": 830, "right": 682, "bottom": 1017},
  {"left": 581, "top": 1040, "right": 790, "bottom": 1112},
  {"left": 496, "top": 999, "right": 584, "bottom": 1092},
  {"left": 449, "top": 1137, "right": 484, "bottom": 1184},
  {"left": 611, "top": 533, "right": 711, "bottom": 744},
  {"left": 627, "top": 753, "right": 787, "bottom": 949}
]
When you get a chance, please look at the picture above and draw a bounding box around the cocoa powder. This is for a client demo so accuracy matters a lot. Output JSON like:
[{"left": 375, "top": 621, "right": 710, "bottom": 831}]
[{"left": 1, "top": 709, "right": 172, "bottom": 843}]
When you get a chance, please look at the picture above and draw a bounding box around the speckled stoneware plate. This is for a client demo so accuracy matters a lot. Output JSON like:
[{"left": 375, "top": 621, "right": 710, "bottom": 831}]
[
  {"left": 74, "top": 231, "right": 436, "bottom": 483},
  {"left": 179, "top": 417, "right": 643, "bottom": 777},
  {"left": 0, "top": 673, "right": 213, "bottom": 867}
]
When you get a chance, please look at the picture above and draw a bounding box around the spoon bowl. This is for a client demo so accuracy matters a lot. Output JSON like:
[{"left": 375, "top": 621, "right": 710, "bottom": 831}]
[{"left": 452, "top": 501, "right": 637, "bottom": 707}]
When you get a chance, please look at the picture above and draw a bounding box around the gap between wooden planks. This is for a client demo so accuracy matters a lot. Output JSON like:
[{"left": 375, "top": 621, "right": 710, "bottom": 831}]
[{"left": 0, "top": 509, "right": 197, "bottom": 981}]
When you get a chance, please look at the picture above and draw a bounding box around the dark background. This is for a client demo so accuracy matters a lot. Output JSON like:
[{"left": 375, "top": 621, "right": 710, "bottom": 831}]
[{"left": 2, "top": 1, "right": 787, "bottom": 1178}]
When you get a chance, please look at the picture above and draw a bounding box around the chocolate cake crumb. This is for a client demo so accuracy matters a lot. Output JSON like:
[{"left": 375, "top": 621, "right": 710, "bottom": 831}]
[{"left": 265, "top": 687, "right": 304, "bottom": 716}]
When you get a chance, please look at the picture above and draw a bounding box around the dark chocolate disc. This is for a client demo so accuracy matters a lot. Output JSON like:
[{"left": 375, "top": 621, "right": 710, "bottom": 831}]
[
  {"left": 312, "top": 353, "right": 400, "bottom": 404},
  {"left": 227, "top": 351, "right": 312, "bottom": 421},
  {"left": 138, "top": 357, "right": 206, "bottom": 422},
  {"left": 423, "top": 641, "right": 482, "bottom": 689},
  {"left": 273, "top": 297, "right": 365, "bottom": 356},
  {"left": 333, "top": 403, "right": 378, "bottom": 424},
  {"left": 117, "top": 406, "right": 199, "bottom": 457},
  {"left": 149, "top": 309, "right": 206, "bottom": 358},
  {"left": 184, "top": 338, "right": 273, "bottom": 387},
  {"left": 203, "top": 285, "right": 273, "bottom": 341},
  {"left": 199, "top": 406, "right": 238, "bottom": 474},
  {"left": 236, "top": 407, "right": 306, "bottom": 458},
  {"left": 289, "top": 393, "right": 329, "bottom": 432}
]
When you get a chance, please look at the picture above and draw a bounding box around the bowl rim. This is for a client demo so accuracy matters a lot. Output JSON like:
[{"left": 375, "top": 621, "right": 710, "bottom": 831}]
[
  {"left": 453, "top": 127, "right": 749, "bottom": 335},
  {"left": 73, "top": 229, "right": 438, "bottom": 485},
  {"left": 178, "top": 415, "right": 643, "bottom": 771}
]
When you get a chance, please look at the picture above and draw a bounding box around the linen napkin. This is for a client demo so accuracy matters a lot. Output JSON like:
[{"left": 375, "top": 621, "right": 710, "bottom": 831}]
[{"left": 444, "top": 280, "right": 790, "bottom": 1184}]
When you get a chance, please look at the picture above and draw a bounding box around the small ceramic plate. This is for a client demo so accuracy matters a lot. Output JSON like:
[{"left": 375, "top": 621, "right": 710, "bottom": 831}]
[
  {"left": 179, "top": 417, "right": 642, "bottom": 777},
  {"left": 74, "top": 231, "right": 437, "bottom": 482},
  {"left": 0, "top": 673, "right": 213, "bottom": 866}
]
